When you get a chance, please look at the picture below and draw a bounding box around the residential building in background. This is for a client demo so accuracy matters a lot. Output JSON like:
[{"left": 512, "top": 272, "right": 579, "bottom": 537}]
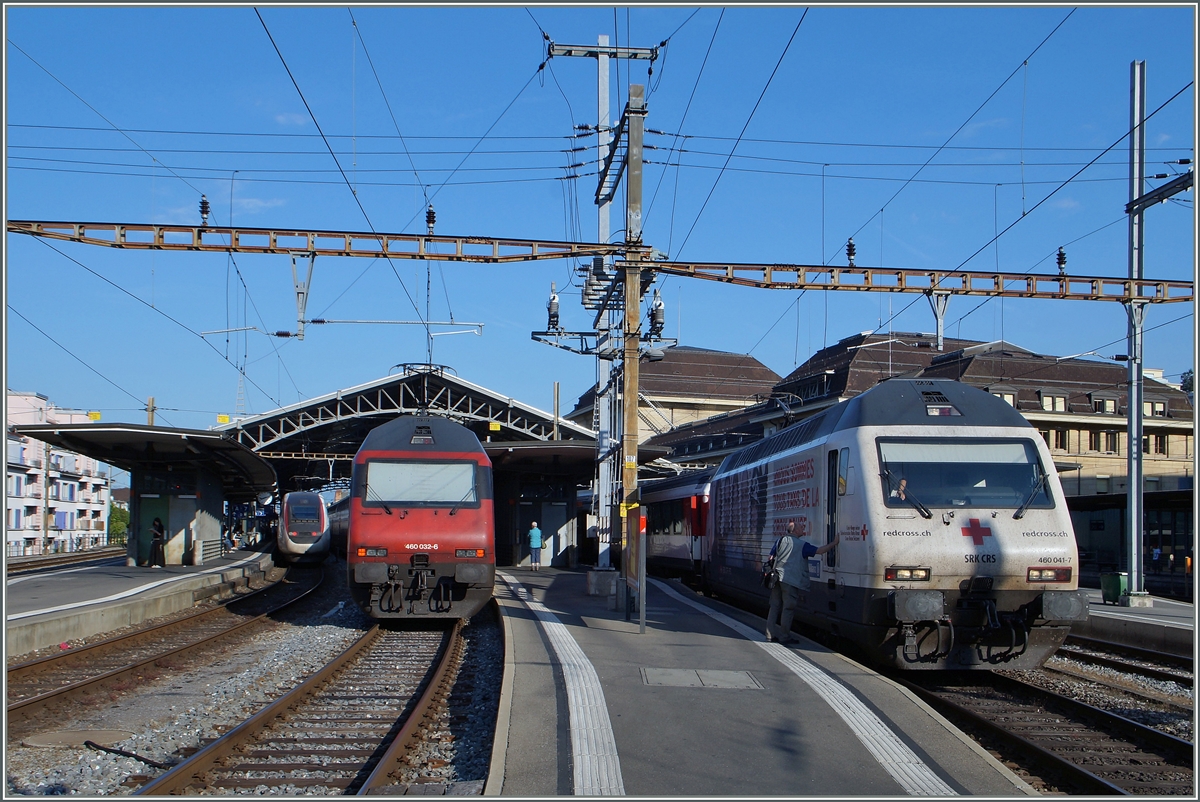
[{"left": 6, "top": 391, "right": 112, "bottom": 556}]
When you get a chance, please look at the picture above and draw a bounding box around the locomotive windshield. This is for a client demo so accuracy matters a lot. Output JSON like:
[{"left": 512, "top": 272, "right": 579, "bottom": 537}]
[
  {"left": 877, "top": 438, "right": 1053, "bottom": 510},
  {"left": 290, "top": 505, "right": 320, "bottom": 523},
  {"left": 364, "top": 460, "right": 477, "bottom": 506}
]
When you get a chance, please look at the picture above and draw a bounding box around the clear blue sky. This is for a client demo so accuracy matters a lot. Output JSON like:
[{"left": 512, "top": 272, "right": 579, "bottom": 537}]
[{"left": 5, "top": 5, "right": 1196, "bottom": 438}]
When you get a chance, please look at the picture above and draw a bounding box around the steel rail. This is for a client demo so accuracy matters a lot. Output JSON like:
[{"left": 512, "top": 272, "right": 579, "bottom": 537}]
[
  {"left": 1041, "top": 664, "right": 1193, "bottom": 710},
  {"left": 359, "top": 618, "right": 465, "bottom": 794},
  {"left": 1064, "top": 633, "right": 1194, "bottom": 672},
  {"left": 895, "top": 672, "right": 1193, "bottom": 795},
  {"left": 133, "top": 625, "right": 385, "bottom": 795},
  {"left": 6, "top": 546, "right": 127, "bottom": 574},
  {"left": 1055, "top": 644, "right": 1194, "bottom": 688},
  {"left": 6, "top": 568, "right": 321, "bottom": 727},
  {"left": 892, "top": 674, "right": 1131, "bottom": 796},
  {"left": 987, "top": 671, "right": 1195, "bottom": 759}
]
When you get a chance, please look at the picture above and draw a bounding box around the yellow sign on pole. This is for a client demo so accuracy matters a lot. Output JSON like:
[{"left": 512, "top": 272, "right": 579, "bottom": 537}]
[
  {"left": 87, "top": 411, "right": 101, "bottom": 421},
  {"left": 217, "top": 414, "right": 230, "bottom": 424}
]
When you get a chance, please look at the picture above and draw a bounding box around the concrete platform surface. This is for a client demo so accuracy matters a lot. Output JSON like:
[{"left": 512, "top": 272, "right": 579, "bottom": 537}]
[
  {"left": 489, "top": 568, "right": 1036, "bottom": 797},
  {"left": 1073, "top": 588, "right": 1194, "bottom": 656},
  {"left": 5, "top": 547, "right": 276, "bottom": 658}
]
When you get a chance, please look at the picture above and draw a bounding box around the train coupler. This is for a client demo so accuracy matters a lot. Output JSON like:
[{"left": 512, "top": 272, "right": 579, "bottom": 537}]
[{"left": 901, "top": 624, "right": 919, "bottom": 659}]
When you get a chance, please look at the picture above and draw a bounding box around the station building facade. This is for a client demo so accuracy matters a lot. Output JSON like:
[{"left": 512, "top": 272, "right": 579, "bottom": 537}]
[{"left": 6, "top": 391, "right": 112, "bottom": 556}]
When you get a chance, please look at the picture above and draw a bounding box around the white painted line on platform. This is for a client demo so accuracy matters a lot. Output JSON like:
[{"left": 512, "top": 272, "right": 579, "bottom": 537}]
[
  {"left": 6, "top": 551, "right": 267, "bottom": 621},
  {"left": 650, "top": 578, "right": 957, "bottom": 797},
  {"left": 7, "top": 560, "right": 125, "bottom": 586},
  {"left": 498, "top": 572, "right": 624, "bottom": 796},
  {"left": 1090, "top": 608, "right": 1195, "bottom": 628}
]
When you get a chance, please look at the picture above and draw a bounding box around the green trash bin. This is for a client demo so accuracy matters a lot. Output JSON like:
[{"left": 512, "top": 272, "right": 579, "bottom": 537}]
[{"left": 1100, "top": 572, "right": 1128, "bottom": 604}]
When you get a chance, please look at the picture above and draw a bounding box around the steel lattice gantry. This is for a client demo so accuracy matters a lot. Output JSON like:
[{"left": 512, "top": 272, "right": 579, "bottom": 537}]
[{"left": 8, "top": 220, "right": 1192, "bottom": 304}]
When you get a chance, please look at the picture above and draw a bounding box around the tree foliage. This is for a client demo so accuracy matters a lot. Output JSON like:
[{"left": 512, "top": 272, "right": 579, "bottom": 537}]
[
  {"left": 1182, "top": 369, "right": 1193, "bottom": 394},
  {"left": 109, "top": 502, "right": 129, "bottom": 537}
]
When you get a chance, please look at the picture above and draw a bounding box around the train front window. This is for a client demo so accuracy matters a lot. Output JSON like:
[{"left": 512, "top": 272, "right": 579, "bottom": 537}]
[
  {"left": 364, "top": 461, "right": 477, "bottom": 506},
  {"left": 290, "top": 506, "right": 320, "bottom": 523},
  {"left": 877, "top": 439, "right": 1053, "bottom": 510}
]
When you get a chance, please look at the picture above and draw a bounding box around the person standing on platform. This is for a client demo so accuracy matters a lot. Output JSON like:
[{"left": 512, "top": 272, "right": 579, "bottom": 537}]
[
  {"left": 766, "top": 521, "right": 840, "bottom": 644},
  {"left": 150, "top": 517, "right": 166, "bottom": 568},
  {"left": 528, "top": 522, "right": 544, "bottom": 572}
]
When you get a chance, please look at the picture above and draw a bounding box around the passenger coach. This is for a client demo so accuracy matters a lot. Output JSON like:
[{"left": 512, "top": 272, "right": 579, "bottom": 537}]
[{"left": 703, "top": 378, "right": 1089, "bottom": 670}]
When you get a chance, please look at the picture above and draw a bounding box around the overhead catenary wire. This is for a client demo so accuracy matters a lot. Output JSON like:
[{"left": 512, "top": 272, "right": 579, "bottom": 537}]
[
  {"left": 644, "top": 7, "right": 724, "bottom": 256},
  {"left": 7, "top": 40, "right": 203, "bottom": 197},
  {"left": 29, "top": 237, "right": 282, "bottom": 409},
  {"left": 835, "top": 9, "right": 1077, "bottom": 260},
  {"left": 8, "top": 305, "right": 173, "bottom": 426},
  {"left": 862, "top": 78, "right": 1194, "bottom": 351},
  {"left": 673, "top": 9, "right": 808, "bottom": 260},
  {"left": 256, "top": 6, "right": 429, "bottom": 344},
  {"left": 348, "top": 8, "right": 427, "bottom": 205}
]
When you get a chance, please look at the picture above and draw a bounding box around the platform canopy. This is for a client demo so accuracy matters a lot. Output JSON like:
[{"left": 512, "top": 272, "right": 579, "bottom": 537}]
[
  {"left": 13, "top": 423, "right": 277, "bottom": 503},
  {"left": 213, "top": 365, "right": 614, "bottom": 492}
]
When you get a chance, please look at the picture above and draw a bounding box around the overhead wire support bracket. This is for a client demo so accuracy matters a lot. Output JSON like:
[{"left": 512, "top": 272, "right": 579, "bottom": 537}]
[
  {"left": 547, "top": 42, "right": 659, "bottom": 61},
  {"left": 1125, "top": 169, "right": 1193, "bottom": 215}
]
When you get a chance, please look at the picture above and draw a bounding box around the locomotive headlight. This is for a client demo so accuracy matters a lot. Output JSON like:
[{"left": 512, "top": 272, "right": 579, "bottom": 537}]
[
  {"left": 1027, "top": 567, "right": 1071, "bottom": 582},
  {"left": 885, "top": 566, "right": 930, "bottom": 581},
  {"left": 455, "top": 549, "right": 485, "bottom": 558}
]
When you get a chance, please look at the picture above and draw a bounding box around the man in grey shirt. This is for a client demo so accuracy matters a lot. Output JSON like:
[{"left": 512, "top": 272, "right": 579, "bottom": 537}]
[{"left": 766, "top": 521, "right": 840, "bottom": 644}]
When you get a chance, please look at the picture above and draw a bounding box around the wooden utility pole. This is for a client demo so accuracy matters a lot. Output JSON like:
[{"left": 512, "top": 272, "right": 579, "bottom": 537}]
[{"left": 622, "top": 85, "right": 647, "bottom": 632}]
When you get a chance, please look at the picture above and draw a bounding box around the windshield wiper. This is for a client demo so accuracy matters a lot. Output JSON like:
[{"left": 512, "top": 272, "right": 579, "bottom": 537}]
[
  {"left": 881, "top": 470, "right": 932, "bottom": 519},
  {"left": 1013, "top": 470, "right": 1048, "bottom": 520},
  {"left": 364, "top": 482, "right": 392, "bottom": 515},
  {"left": 448, "top": 486, "right": 476, "bottom": 516}
]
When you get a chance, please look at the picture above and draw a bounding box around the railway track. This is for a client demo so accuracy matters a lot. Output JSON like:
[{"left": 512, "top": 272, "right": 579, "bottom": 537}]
[
  {"left": 896, "top": 671, "right": 1194, "bottom": 795},
  {"left": 133, "top": 620, "right": 464, "bottom": 795},
  {"left": 6, "top": 566, "right": 323, "bottom": 736},
  {"left": 6, "top": 546, "right": 127, "bottom": 574},
  {"left": 1061, "top": 634, "right": 1194, "bottom": 685}
]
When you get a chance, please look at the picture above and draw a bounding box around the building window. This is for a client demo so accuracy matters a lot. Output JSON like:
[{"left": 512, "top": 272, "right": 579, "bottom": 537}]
[
  {"left": 1054, "top": 429, "right": 1067, "bottom": 451},
  {"left": 1143, "top": 401, "right": 1166, "bottom": 417},
  {"left": 993, "top": 392, "right": 1015, "bottom": 406},
  {"left": 1093, "top": 397, "right": 1117, "bottom": 414},
  {"left": 1090, "top": 431, "right": 1119, "bottom": 453},
  {"left": 1042, "top": 395, "right": 1066, "bottom": 412},
  {"left": 1145, "top": 434, "right": 1168, "bottom": 455},
  {"left": 1096, "top": 475, "right": 1111, "bottom": 494}
]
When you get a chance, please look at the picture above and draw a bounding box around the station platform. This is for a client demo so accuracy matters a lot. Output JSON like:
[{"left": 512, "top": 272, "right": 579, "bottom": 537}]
[
  {"left": 5, "top": 547, "right": 276, "bottom": 658},
  {"left": 487, "top": 567, "right": 1037, "bottom": 797},
  {"left": 1071, "top": 587, "right": 1194, "bottom": 656}
]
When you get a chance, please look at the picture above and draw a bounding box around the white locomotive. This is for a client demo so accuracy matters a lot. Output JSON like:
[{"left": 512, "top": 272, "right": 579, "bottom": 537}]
[
  {"left": 698, "top": 378, "right": 1088, "bottom": 670},
  {"left": 276, "top": 491, "right": 332, "bottom": 564}
]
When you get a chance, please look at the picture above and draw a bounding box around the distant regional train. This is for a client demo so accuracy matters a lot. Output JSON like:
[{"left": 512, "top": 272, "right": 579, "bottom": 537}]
[
  {"left": 327, "top": 496, "right": 349, "bottom": 560},
  {"left": 346, "top": 415, "right": 495, "bottom": 620},
  {"left": 642, "top": 378, "right": 1089, "bottom": 670},
  {"left": 277, "top": 491, "right": 332, "bottom": 564}
]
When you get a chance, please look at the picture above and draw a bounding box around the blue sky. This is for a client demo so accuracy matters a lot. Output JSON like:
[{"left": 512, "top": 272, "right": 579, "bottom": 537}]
[{"left": 5, "top": 5, "right": 1196, "bottom": 441}]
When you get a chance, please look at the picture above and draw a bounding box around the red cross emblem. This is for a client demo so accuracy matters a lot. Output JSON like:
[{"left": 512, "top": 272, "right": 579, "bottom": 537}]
[{"left": 962, "top": 519, "right": 992, "bottom": 546}]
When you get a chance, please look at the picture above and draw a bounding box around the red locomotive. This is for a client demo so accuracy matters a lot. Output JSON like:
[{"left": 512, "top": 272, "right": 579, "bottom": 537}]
[{"left": 347, "top": 415, "right": 495, "bottom": 620}]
